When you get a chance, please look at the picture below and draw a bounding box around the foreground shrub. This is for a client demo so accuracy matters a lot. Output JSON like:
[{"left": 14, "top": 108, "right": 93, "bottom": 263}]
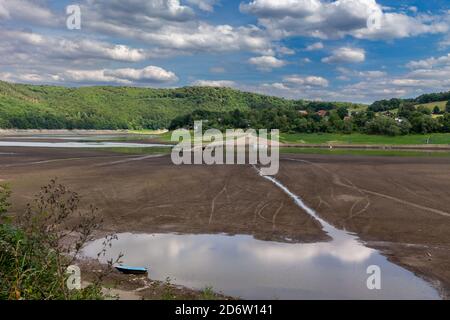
[{"left": 0, "top": 180, "right": 119, "bottom": 300}]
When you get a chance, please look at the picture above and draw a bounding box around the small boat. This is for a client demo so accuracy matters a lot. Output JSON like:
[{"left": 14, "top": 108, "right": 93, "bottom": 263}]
[{"left": 115, "top": 265, "right": 148, "bottom": 275}]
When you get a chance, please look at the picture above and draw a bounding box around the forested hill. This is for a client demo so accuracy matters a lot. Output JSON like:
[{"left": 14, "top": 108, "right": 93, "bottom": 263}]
[
  {"left": 369, "top": 91, "right": 450, "bottom": 112},
  {"left": 0, "top": 81, "right": 362, "bottom": 130}
]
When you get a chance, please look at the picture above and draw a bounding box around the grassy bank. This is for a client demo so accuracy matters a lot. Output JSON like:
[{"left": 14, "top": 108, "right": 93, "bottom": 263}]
[
  {"left": 280, "top": 147, "right": 450, "bottom": 157},
  {"left": 139, "top": 131, "right": 450, "bottom": 146},
  {"left": 279, "top": 133, "right": 450, "bottom": 145}
]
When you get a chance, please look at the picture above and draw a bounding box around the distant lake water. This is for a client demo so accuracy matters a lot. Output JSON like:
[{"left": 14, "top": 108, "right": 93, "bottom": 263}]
[
  {"left": 0, "top": 134, "right": 171, "bottom": 148},
  {"left": 0, "top": 141, "right": 171, "bottom": 148}
]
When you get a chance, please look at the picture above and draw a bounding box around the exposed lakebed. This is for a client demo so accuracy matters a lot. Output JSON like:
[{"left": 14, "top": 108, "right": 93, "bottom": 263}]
[
  {"left": 81, "top": 173, "right": 440, "bottom": 300},
  {"left": 1, "top": 133, "right": 443, "bottom": 299}
]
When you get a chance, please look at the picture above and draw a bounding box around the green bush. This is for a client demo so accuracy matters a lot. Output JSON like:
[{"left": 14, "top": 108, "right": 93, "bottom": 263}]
[
  {"left": 0, "top": 181, "right": 118, "bottom": 300},
  {"left": 365, "top": 116, "right": 402, "bottom": 136}
]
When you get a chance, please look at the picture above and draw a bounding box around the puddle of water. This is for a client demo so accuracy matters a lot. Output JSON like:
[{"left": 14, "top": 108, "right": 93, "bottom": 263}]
[
  {"left": 82, "top": 232, "right": 439, "bottom": 300},
  {"left": 80, "top": 168, "right": 441, "bottom": 299}
]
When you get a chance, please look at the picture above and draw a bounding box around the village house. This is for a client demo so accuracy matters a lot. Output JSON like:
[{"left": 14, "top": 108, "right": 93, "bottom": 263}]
[{"left": 316, "top": 110, "right": 328, "bottom": 117}]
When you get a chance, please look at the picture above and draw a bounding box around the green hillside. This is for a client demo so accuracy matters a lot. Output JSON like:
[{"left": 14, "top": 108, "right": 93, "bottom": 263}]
[
  {"left": 369, "top": 92, "right": 450, "bottom": 113},
  {"left": 0, "top": 81, "right": 364, "bottom": 130}
]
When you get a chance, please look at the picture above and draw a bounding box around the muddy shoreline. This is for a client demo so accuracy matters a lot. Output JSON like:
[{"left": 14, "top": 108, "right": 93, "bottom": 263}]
[{"left": 77, "top": 258, "right": 232, "bottom": 300}]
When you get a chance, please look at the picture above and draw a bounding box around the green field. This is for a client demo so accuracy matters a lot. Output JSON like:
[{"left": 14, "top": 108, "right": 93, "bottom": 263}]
[
  {"left": 136, "top": 131, "right": 450, "bottom": 146},
  {"left": 279, "top": 133, "right": 450, "bottom": 145},
  {"left": 416, "top": 100, "right": 447, "bottom": 112},
  {"left": 280, "top": 147, "right": 450, "bottom": 157}
]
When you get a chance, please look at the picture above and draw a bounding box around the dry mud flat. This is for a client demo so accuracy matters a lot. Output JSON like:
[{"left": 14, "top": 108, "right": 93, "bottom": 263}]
[
  {"left": 0, "top": 147, "right": 326, "bottom": 243},
  {"left": 0, "top": 147, "right": 449, "bottom": 297},
  {"left": 276, "top": 154, "right": 450, "bottom": 297}
]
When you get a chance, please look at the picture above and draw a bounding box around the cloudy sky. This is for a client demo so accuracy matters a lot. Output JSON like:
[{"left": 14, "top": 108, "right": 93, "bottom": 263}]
[{"left": 1, "top": 0, "right": 450, "bottom": 103}]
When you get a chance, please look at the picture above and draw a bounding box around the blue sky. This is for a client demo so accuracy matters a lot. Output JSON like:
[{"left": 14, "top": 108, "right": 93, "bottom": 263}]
[{"left": 1, "top": 0, "right": 450, "bottom": 103}]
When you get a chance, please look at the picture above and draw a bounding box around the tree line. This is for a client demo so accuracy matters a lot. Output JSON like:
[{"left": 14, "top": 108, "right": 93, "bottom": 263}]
[
  {"left": 170, "top": 103, "right": 450, "bottom": 136},
  {"left": 1, "top": 80, "right": 449, "bottom": 135}
]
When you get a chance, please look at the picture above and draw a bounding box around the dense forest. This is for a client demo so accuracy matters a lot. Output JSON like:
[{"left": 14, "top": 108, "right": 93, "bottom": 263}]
[{"left": 1, "top": 80, "right": 449, "bottom": 135}]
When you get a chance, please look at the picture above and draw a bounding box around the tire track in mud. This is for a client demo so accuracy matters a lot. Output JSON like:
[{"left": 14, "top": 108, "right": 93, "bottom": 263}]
[
  {"left": 208, "top": 170, "right": 236, "bottom": 226},
  {"left": 93, "top": 154, "right": 166, "bottom": 167},
  {"left": 283, "top": 157, "right": 450, "bottom": 218},
  {"left": 209, "top": 184, "right": 227, "bottom": 225}
]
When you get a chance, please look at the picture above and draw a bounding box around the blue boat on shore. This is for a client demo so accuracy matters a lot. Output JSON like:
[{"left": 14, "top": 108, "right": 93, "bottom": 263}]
[{"left": 115, "top": 265, "right": 148, "bottom": 275}]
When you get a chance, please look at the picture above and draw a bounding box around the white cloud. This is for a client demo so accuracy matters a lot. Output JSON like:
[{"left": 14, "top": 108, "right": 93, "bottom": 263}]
[
  {"left": 256, "top": 74, "right": 330, "bottom": 100},
  {"left": 0, "top": 0, "right": 57, "bottom": 26},
  {"left": 337, "top": 67, "right": 386, "bottom": 78},
  {"left": 305, "top": 42, "right": 324, "bottom": 51},
  {"left": 283, "top": 75, "right": 329, "bottom": 87},
  {"left": 192, "top": 80, "right": 236, "bottom": 87},
  {"left": 352, "top": 12, "right": 448, "bottom": 40},
  {"left": 63, "top": 70, "right": 127, "bottom": 84},
  {"left": 240, "top": 0, "right": 448, "bottom": 40},
  {"left": 83, "top": 1, "right": 273, "bottom": 56},
  {"left": 359, "top": 70, "right": 386, "bottom": 78},
  {"left": 248, "top": 50, "right": 450, "bottom": 103},
  {"left": 277, "top": 46, "right": 296, "bottom": 55},
  {"left": 186, "top": 0, "right": 219, "bottom": 12},
  {"left": 61, "top": 66, "right": 178, "bottom": 85},
  {"left": 0, "top": 29, "right": 148, "bottom": 63},
  {"left": 86, "top": 0, "right": 195, "bottom": 23},
  {"left": 301, "top": 58, "right": 312, "bottom": 64},
  {"left": 406, "top": 53, "right": 450, "bottom": 70},
  {"left": 105, "top": 66, "right": 178, "bottom": 83},
  {"left": 322, "top": 47, "right": 366, "bottom": 63},
  {"left": 241, "top": 0, "right": 322, "bottom": 19},
  {"left": 0, "top": 72, "right": 57, "bottom": 84},
  {"left": 86, "top": 21, "right": 272, "bottom": 55},
  {"left": 0, "top": 2, "right": 9, "bottom": 19},
  {"left": 335, "top": 54, "right": 450, "bottom": 102},
  {"left": 248, "top": 55, "right": 286, "bottom": 71}
]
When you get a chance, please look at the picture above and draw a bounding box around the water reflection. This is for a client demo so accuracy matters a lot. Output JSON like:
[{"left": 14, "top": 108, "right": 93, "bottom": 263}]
[{"left": 82, "top": 232, "right": 439, "bottom": 299}]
